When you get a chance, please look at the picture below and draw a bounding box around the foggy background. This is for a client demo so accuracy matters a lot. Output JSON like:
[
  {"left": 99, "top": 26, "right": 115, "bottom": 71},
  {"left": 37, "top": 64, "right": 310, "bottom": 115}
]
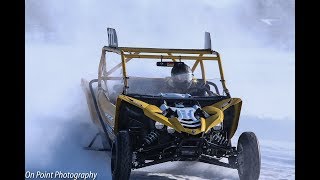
[{"left": 25, "top": 0, "right": 294, "bottom": 179}]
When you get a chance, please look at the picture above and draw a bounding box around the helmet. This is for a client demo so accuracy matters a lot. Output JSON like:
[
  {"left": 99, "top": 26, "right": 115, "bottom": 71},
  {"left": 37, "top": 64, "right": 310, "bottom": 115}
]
[{"left": 171, "top": 63, "right": 193, "bottom": 89}]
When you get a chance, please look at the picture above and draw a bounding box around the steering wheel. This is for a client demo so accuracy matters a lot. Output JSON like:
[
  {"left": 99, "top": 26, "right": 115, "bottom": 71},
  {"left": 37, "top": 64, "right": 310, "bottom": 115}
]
[
  {"left": 206, "top": 81, "right": 221, "bottom": 95},
  {"left": 187, "top": 85, "right": 217, "bottom": 96}
]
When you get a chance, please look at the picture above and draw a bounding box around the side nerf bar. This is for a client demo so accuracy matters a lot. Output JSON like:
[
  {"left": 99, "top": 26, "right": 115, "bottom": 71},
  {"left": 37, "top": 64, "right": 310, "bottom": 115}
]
[{"left": 88, "top": 79, "right": 114, "bottom": 137}]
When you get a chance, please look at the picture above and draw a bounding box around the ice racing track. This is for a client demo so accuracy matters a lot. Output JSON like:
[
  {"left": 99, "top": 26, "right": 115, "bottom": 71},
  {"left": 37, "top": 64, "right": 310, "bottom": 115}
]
[{"left": 26, "top": 115, "right": 293, "bottom": 180}]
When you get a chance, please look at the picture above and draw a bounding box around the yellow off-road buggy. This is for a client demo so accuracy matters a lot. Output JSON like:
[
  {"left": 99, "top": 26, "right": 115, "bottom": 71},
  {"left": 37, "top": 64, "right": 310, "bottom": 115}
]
[{"left": 81, "top": 28, "right": 261, "bottom": 180}]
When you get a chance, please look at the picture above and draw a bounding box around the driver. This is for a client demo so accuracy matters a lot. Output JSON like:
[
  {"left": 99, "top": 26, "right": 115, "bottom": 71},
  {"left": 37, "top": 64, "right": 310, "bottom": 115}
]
[{"left": 167, "top": 63, "right": 211, "bottom": 96}]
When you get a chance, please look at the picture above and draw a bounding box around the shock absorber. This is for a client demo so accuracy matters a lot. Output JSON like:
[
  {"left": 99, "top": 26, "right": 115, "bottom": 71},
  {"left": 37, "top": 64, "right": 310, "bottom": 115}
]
[
  {"left": 211, "top": 132, "right": 229, "bottom": 145},
  {"left": 143, "top": 130, "right": 160, "bottom": 146}
]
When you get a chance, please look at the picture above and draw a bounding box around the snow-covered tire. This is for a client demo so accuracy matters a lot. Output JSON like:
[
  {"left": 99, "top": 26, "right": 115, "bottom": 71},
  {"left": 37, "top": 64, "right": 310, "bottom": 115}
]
[
  {"left": 111, "top": 130, "right": 132, "bottom": 180},
  {"left": 237, "top": 132, "right": 261, "bottom": 180},
  {"left": 100, "top": 132, "right": 112, "bottom": 150}
]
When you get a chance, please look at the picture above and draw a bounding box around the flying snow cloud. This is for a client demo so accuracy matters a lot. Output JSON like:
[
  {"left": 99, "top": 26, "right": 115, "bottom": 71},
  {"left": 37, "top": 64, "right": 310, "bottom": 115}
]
[{"left": 26, "top": 0, "right": 294, "bottom": 120}]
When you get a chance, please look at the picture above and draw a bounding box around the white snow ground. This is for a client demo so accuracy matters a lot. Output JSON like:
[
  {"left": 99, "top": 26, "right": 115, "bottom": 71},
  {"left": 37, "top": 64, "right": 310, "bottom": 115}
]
[{"left": 25, "top": 105, "right": 294, "bottom": 180}]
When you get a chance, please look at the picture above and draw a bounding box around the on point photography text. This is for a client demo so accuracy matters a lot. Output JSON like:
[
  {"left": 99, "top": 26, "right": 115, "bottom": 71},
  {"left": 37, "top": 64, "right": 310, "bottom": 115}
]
[{"left": 25, "top": 170, "right": 98, "bottom": 180}]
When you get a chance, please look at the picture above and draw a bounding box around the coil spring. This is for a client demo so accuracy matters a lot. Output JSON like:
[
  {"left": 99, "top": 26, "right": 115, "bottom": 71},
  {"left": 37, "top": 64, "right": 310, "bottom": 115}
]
[
  {"left": 211, "top": 132, "right": 229, "bottom": 145},
  {"left": 143, "top": 130, "right": 160, "bottom": 146}
]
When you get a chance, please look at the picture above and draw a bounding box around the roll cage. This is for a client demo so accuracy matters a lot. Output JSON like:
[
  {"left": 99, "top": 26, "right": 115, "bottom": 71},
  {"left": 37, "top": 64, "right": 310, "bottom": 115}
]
[{"left": 98, "top": 46, "right": 231, "bottom": 97}]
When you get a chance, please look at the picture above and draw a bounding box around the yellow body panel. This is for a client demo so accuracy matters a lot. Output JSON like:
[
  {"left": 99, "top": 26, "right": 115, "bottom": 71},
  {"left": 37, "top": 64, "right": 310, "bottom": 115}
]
[
  {"left": 114, "top": 95, "right": 241, "bottom": 136},
  {"left": 97, "top": 91, "right": 116, "bottom": 127},
  {"left": 203, "top": 98, "right": 242, "bottom": 137},
  {"left": 204, "top": 110, "right": 224, "bottom": 133}
]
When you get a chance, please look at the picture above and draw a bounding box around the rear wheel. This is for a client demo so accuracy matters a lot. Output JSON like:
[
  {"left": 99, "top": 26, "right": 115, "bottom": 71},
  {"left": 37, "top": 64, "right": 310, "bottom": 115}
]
[
  {"left": 237, "top": 132, "right": 261, "bottom": 180},
  {"left": 111, "top": 130, "right": 132, "bottom": 180}
]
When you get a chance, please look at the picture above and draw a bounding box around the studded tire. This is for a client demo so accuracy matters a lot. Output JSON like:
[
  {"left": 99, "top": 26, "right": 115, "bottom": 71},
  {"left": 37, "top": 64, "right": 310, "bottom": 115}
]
[
  {"left": 237, "top": 132, "right": 261, "bottom": 180},
  {"left": 111, "top": 130, "right": 132, "bottom": 180}
]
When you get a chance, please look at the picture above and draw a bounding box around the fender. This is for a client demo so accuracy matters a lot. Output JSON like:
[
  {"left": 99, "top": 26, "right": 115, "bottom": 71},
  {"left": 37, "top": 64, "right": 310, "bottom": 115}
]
[
  {"left": 203, "top": 98, "right": 242, "bottom": 138},
  {"left": 114, "top": 95, "right": 239, "bottom": 135}
]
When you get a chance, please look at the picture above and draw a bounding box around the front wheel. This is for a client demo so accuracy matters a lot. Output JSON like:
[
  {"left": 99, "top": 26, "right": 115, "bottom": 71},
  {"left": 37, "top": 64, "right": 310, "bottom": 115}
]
[
  {"left": 237, "top": 132, "right": 261, "bottom": 180},
  {"left": 111, "top": 130, "right": 132, "bottom": 180}
]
